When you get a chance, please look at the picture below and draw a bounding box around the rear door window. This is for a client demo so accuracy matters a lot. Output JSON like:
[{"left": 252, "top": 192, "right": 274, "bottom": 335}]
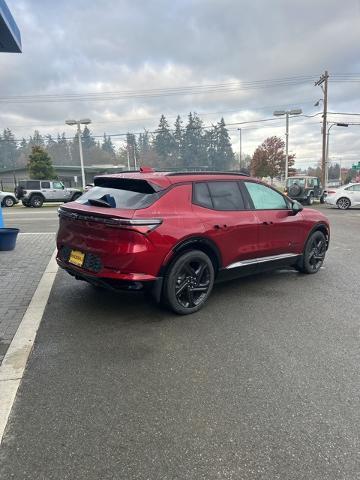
[
  {"left": 76, "top": 178, "right": 162, "bottom": 209},
  {"left": 41, "top": 181, "right": 50, "bottom": 188},
  {"left": 25, "top": 180, "right": 40, "bottom": 189},
  {"left": 193, "top": 181, "right": 245, "bottom": 210}
]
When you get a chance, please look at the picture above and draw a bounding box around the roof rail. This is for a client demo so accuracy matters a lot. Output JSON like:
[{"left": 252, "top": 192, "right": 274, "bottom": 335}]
[{"left": 166, "top": 171, "right": 250, "bottom": 177}]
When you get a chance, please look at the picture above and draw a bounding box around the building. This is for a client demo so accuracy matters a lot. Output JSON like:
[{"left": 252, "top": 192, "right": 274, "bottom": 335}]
[{"left": 0, "top": 164, "right": 126, "bottom": 191}]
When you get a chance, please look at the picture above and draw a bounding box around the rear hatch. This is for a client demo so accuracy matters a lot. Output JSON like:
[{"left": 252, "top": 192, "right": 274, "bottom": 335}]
[{"left": 57, "top": 177, "right": 166, "bottom": 271}]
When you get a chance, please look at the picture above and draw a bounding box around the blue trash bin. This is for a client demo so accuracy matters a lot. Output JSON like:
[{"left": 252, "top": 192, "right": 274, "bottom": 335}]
[{"left": 0, "top": 228, "right": 20, "bottom": 251}]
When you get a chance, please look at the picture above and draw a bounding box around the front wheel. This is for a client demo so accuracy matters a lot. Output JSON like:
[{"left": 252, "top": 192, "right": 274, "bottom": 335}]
[
  {"left": 296, "top": 231, "right": 326, "bottom": 274},
  {"left": 162, "top": 250, "right": 215, "bottom": 315},
  {"left": 337, "top": 197, "right": 351, "bottom": 210}
]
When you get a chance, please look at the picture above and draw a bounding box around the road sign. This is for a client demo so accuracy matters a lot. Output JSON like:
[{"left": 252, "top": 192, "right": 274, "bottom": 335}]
[{"left": 351, "top": 162, "right": 360, "bottom": 171}]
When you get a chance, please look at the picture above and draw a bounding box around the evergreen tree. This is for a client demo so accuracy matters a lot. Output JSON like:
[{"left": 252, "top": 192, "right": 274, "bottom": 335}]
[
  {"left": 0, "top": 128, "right": 18, "bottom": 169},
  {"left": 29, "top": 130, "right": 45, "bottom": 147},
  {"left": 154, "top": 115, "right": 175, "bottom": 168},
  {"left": 82, "top": 125, "right": 96, "bottom": 150},
  {"left": 101, "top": 134, "right": 115, "bottom": 158},
  {"left": 173, "top": 115, "right": 183, "bottom": 168},
  {"left": 214, "top": 118, "right": 234, "bottom": 170},
  {"left": 182, "top": 112, "right": 205, "bottom": 169},
  {"left": 28, "top": 146, "right": 57, "bottom": 179},
  {"left": 126, "top": 133, "right": 139, "bottom": 169}
]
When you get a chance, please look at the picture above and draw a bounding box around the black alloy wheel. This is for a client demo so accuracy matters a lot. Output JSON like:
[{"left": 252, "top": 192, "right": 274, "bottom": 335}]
[
  {"left": 296, "top": 230, "right": 326, "bottom": 274},
  {"left": 163, "top": 250, "right": 215, "bottom": 315}
]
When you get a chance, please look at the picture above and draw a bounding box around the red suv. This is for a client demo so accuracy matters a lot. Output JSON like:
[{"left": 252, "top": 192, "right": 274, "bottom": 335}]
[{"left": 56, "top": 170, "right": 330, "bottom": 314}]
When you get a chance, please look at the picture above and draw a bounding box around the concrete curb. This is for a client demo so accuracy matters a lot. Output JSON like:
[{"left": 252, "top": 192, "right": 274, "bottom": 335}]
[{"left": 0, "top": 249, "right": 58, "bottom": 444}]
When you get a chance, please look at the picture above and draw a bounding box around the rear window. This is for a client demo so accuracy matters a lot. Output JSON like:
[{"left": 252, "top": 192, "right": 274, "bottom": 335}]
[
  {"left": 76, "top": 178, "right": 162, "bottom": 209},
  {"left": 20, "top": 180, "right": 40, "bottom": 189},
  {"left": 286, "top": 178, "right": 305, "bottom": 187}
]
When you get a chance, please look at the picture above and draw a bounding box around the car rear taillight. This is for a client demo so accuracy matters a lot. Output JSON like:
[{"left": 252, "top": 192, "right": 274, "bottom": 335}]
[
  {"left": 58, "top": 208, "right": 162, "bottom": 234},
  {"left": 326, "top": 190, "right": 336, "bottom": 195}
]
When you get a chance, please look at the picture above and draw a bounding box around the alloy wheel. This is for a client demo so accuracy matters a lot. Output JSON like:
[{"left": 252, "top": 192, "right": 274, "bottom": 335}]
[
  {"left": 175, "top": 259, "right": 211, "bottom": 309},
  {"left": 337, "top": 197, "right": 350, "bottom": 210},
  {"left": 308, "top": 237, "right": 326, "bottom": 272}
]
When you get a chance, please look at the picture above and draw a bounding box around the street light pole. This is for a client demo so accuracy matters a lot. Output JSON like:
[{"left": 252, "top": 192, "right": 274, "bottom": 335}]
[
  {"left": 273, "top": 108, "right": 302, "bottom": 183},
  {"left": 237, "top": 128, "right": 242, "bottom": 170},
  {"left": 65, "top": 118, "right": 92, "bottom": 190},
  {"left": 76, "top": 122, "right": 86, "bottom": 190}
]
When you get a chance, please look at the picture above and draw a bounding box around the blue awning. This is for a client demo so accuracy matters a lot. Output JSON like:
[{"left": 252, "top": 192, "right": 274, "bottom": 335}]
[{"left": 0, "top": 0, "right": 21, "bottom": 53}]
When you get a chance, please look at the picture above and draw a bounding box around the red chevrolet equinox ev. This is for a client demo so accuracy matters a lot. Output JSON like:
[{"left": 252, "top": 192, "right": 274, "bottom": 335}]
[{"left": 56, "top": 170, "right": 330, "bottom": 315}]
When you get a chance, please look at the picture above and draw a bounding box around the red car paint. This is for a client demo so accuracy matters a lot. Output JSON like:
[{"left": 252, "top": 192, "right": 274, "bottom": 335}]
[{"left": 56, "top": 171, "right": 330, "bottom": 297}]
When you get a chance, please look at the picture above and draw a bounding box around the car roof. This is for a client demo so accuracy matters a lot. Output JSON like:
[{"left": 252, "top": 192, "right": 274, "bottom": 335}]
[{"left": 95, "top": 171, "right": 252, "bottom": 189}]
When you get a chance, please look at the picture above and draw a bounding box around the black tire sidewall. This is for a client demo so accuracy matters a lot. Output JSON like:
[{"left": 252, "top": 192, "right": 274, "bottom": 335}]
[
  {"left": 302, "top": 231, "right": 326, "bottom": 274},
  {"left": 3, "top": 196, "right": 14, "bottom": 207},
  {"left": 163, "top": 250, "right": 215, "bottom": 315},
  {"left": 31, "top": 195, "right": 44, "bottom": 208}
]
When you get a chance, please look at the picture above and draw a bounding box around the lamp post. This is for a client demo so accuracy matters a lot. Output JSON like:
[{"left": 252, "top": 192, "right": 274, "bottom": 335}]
[
  {"left": 326, "top": 122, "right": 348, "bottom": 187},
  {"left": 237, "top": 128, "right": 242, "bottom": 170},
  {"left": 65, "top": 118, "right": 92, "bottom": 189},
  {"left": 273, "top": 109, "right": 302, "bottom": 183}
]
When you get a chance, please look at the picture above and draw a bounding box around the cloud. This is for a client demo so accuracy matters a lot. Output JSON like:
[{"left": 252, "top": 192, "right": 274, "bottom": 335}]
[{"left": 0, "top": 0, "right": 359, "bottom": 166}]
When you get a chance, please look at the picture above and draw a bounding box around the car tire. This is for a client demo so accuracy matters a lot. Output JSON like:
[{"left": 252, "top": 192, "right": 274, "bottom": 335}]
[
  {"left": 336, "top": 197, "right": 351, "bottom": 210},
  {"left": 2, "top": 196, "right": 15, "bottom": 207},
  {"left": 22, "top": 200, "right": 30, "bottom": 207},
  {"left": 320, "top": 195, "right": 325, "bottom": 204},
  {"left": 162, "top": 250, "right": 215, "bottom": 315},
  {"left": 306, "top": 193, "right": 314, "bottom": 205},
  {"left": 30, "top": 195, "right": 44, "bottom": 208},
  {"left": 295, "top": 230, "right": 326, "bottom": 274},
  {"left": 71, "top": 192, "right": 82, "bottom": 201}
]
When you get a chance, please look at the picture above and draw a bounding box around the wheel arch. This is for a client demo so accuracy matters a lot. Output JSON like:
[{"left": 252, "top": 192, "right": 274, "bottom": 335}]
[
  {"left": 160, "top": 236, "right": 222, "bottom": 276},
  {"left": 307, "top": 222, "right": 330, "bottom": 250},
  {"left": 29, "top": 192, "right": 45, "bottom": 201}
]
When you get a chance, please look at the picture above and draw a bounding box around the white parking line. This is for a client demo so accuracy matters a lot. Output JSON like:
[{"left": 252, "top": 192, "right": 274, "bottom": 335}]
[{"left": 0, "top": 249, "right": 58, "bottom": 444}]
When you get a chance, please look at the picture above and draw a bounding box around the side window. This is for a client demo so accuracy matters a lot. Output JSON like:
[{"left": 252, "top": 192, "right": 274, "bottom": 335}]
[
  {"left": 193, "top": 183, "right": 213, "bottom": 209},
  {"left": 41, "top": 181, "right": 50, "bottom": 189},
  {"left": 307, "top": 178, "right": 314, "bottom": 188},
  {"left": 313, "top": 178, "right": 319, "bottom": 187},
  {"left": 345, "top": 186, "right": 354, "bottom": 191},
  {"left": 26, "top": 180, "right": 40, "bottom": 189},
  {"left": 353, "top": 185, "right": 360, "bottom": 191},
  {"left": 207, "top": 181, "right": 244, "bottom": 211},
  {"left": 244, "top": 182, "right": 287, "bottom": 210},
  {"left": 52, "top": 181, "right": 63, "bottom": 190}
]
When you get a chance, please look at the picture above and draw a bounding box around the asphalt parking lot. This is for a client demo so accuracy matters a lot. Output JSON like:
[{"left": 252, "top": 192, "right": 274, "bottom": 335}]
[{"left": 1, "top": 204, "right": 359, "bottom": 479}]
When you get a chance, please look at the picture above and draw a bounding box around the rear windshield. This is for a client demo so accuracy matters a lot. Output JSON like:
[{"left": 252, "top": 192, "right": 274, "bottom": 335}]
[
  {"left": 286, "top": 178, "right": 305, "bottom": 187},
  {"left": 76, "top": 179, "right": 162, "bottom": 209}
]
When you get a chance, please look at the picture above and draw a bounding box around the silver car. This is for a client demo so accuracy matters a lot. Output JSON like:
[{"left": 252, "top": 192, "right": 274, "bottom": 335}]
[
  {"left": 325, "top": 183, "right": 360, "bottom": 209},
  {"left": 0, "top": 190, "right": 18, "bottom": 207}
]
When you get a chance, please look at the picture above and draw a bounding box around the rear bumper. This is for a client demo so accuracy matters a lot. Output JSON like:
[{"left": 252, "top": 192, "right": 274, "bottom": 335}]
[{"left": 57, "top": 257, "right": 164, "bottom": 302}]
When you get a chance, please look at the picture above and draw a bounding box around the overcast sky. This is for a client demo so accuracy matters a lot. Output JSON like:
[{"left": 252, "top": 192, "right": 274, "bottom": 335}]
[{"left": 1, "top": 0, "right": 360, "bottom": 168}]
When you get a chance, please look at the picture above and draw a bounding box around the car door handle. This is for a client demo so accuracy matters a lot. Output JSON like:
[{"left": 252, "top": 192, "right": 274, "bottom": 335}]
[
  {"left": 214, "top": 224, "right": 227, "bottom": 229},
  {"left": 262, "top": 221, "right": 273, "bottom": 225}
]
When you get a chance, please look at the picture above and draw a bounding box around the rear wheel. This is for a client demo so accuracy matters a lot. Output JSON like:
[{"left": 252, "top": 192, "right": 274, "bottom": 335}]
[
  {"left": 296, "top": 230, "right": 326, "bottom": 274},
  {"left": 2, "top": 196, "right": 15, "bottom": 207},
  {"left": 337, "top": 197, "right": 351, "bottom": 210},
  {"left": 162, "top": 250, "right": 215, "bottom": 315},
  {"left": 306, "top": 193, "right": 314, "bottom": 205},
  {"left": 30, "top": 195, "right": 44, "bottom": 208}
]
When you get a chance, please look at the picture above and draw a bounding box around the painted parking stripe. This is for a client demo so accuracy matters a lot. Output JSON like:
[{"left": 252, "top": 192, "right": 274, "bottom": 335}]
[{"left": 0, "top": 249, "right": 58, "bottom": 444}]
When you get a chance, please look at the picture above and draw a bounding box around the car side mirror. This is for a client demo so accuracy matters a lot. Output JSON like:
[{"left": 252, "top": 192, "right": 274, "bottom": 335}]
[
  {"left": 291, "top": 200, "right": 303, "bottom": 214},
  {"left": 62, "top": 185, "right": 65, "bottom": 189}
]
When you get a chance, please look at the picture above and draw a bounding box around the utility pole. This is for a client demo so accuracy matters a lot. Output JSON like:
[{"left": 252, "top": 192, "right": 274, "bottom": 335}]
[
  {"left": 237, "top": 128, "right": 242, "bottom": 170},
  {"left": 285, "top": 112, "right": 289, "bottom": 183},
  {"left": 315, "top": 71, "right": 329, "bottom": 187}
]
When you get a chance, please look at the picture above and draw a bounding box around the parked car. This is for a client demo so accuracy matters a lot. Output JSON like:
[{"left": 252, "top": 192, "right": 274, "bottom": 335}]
[
  {"left": 284, "top": 175, "right": 325, "bottom": 205},
  {"left": 56, "top": 169, "right": 330, "bottom": 315},
  {"left": 325, "top": 183, "right": 360, "bottom": 209},
  {"left": 0, "top": 190, "right": 18, "bottom": 207},
  {"left": 15, "top": 180, "right": 82, "bottom": 208}
]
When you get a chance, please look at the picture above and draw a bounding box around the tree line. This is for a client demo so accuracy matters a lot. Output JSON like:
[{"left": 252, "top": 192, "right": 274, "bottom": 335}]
[{"left": 0, "top": 112, "right": 236, "bottom": 172}]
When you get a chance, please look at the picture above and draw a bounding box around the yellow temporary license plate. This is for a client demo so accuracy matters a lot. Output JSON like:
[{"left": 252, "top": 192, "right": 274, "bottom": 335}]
[{"left": 69, "top": 250, "right": 85, "bottom": 267}]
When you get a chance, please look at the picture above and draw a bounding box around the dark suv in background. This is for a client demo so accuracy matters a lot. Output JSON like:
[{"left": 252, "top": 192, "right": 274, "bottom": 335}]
[
  {"left": 56, "top": 169, "right": 330, "bottom": 315},
  {"left": 285, "top": 175, "right": 325, "bottom": 205}
]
